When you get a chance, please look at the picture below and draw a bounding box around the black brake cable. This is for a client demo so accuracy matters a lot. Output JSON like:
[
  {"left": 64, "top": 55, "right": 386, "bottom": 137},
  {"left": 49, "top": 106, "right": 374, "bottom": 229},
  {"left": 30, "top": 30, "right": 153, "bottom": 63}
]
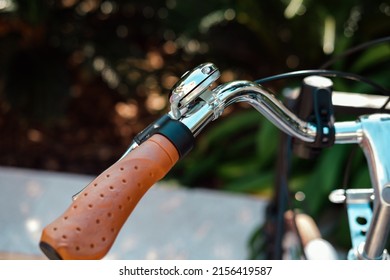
[
  {"left": 341, "top": 145, "right": 359, "bottom": 190},
  {"left": 319, "top": 36, "right": 390, "bottom": 69},
  {"left": 254, "top": 69, "right": 390, "bottom": 97},
  {"left": 255, "top": 35, "right": 390, "bottom": 110}
]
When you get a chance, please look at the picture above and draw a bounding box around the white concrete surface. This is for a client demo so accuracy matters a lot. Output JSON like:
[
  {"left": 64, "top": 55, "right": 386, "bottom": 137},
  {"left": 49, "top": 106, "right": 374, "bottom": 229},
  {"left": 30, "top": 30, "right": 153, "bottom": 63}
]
[{"left": 0, "top": 166, "right": 267, "bottom": 260}]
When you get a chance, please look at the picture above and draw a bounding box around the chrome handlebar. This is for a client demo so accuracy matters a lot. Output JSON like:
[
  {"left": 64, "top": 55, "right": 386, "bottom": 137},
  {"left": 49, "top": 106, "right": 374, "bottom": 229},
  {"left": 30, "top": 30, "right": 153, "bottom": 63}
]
[
  {"left": 129, "top": 63, "right": 390, "bottom": 260},
  {"left": 175, "top": 79, "right": 363, "bottom": 144},
  {"left": 167, "top": 63, "right": 362, "bottom": 144}
]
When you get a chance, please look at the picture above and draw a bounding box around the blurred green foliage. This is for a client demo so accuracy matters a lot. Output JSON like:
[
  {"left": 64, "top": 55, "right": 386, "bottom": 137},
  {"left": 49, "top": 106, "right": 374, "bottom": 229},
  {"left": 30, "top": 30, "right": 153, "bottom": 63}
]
[{"left": 0, "top": 0, "right": 389, "bottom": 256}]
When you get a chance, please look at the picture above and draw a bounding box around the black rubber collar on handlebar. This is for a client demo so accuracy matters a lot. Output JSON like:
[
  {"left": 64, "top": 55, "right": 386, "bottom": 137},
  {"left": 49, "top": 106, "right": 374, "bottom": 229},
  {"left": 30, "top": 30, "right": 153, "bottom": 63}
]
[
  {"left": 157, "top": 116, "right": 195, "bottom": 158},
  {"left": 133, "top": 114, "right": 195, "bottom": 159}
]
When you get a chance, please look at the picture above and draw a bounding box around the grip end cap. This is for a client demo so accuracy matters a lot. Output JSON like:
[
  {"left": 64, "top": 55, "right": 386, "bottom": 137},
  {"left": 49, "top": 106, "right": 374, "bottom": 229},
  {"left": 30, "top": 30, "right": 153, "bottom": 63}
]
[{"left": 39, "top": 241, "right": 63, "bottom": 260}]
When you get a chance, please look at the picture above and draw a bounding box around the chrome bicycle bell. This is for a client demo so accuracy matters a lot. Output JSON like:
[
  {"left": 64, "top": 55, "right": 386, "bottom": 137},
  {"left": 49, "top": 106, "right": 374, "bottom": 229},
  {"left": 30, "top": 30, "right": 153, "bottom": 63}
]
[{"left": 170, "top": 62, "right": 220, "bottom": 119}]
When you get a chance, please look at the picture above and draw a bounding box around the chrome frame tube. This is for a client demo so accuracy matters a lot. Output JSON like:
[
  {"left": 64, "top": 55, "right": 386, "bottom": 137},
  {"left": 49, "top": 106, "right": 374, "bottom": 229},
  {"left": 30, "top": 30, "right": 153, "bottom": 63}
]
[{"left": 358, "top": 114, "right": 390, "bottom": 259}]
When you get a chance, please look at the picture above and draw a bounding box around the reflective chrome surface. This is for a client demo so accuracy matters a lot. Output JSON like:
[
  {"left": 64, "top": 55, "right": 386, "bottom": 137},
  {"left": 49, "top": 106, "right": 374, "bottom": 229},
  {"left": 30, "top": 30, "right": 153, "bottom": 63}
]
[
  {"left": 214, "top": 81, "right": 318, "bottom": 142},
  {"left": 170, "top": 62, "right": 220, "bottom": 119},
  {"left": 329, "top": 189, "right": 374, "bottom": 259},
  {"left": 177, "top": 79, "right": 363, "bottom": 144},
  {"left": 358, "top": 114, "right": 390, "bottom": 259},
  {"left": 329, "top": 188, "right": 374, "bottom": 204},
  {"left": 334, "top": 121, "right": 363, "bottom": 144}
]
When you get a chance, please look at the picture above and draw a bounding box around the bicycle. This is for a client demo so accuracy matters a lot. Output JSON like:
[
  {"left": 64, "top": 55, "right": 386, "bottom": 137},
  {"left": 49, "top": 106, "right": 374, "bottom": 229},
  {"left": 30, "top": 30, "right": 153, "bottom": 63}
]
[{"left": 39, "top": 39, "right": 390, "bottom": 260}]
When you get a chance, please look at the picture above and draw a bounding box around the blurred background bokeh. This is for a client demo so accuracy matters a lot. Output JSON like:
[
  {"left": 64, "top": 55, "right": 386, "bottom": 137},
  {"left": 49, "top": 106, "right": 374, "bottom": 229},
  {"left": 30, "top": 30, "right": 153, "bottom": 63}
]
[{"left": 0, "top": 0, "right": 389, "bottom": 257}]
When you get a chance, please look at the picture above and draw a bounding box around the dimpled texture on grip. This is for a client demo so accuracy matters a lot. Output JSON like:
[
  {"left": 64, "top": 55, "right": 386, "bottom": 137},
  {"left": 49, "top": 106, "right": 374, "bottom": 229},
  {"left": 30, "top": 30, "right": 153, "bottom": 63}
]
[{"left": 39, "top": 134, "right": 179, "bottom": 260}]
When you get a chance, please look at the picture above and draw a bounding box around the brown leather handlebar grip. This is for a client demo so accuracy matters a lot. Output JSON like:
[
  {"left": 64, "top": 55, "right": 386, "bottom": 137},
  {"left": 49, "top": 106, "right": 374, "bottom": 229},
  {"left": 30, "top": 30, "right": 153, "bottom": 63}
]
[{"left": 39, "top": 134, "right": 179, "bottom": 259}]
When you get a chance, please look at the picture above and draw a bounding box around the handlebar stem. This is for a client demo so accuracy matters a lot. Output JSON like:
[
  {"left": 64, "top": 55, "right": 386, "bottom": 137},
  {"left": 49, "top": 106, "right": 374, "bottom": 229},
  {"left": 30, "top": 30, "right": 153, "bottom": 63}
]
[{"left": 357, "top": 114, "right": 390, "bottom": 259}]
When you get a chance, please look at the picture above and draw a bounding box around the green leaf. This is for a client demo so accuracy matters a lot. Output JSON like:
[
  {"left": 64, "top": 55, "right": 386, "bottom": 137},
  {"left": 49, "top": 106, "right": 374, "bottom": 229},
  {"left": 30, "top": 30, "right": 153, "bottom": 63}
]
[
  {"left": 224, "top": 172, "right": 274, "bottom": 194},
  {"left": 256, "top": 119, "right": 279, "bottom": 169},
  {"left": 351, "top": 45, "right": 390, "bottom": 73},
  {"left": 196, "top": 110, "right": 261, "bottom": 152},
  {"left": 297, "top": 145, "right": 349, "bottom": 216},
  {"left": 216, "top": 158, "right": 262, "bottom": 181}
]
